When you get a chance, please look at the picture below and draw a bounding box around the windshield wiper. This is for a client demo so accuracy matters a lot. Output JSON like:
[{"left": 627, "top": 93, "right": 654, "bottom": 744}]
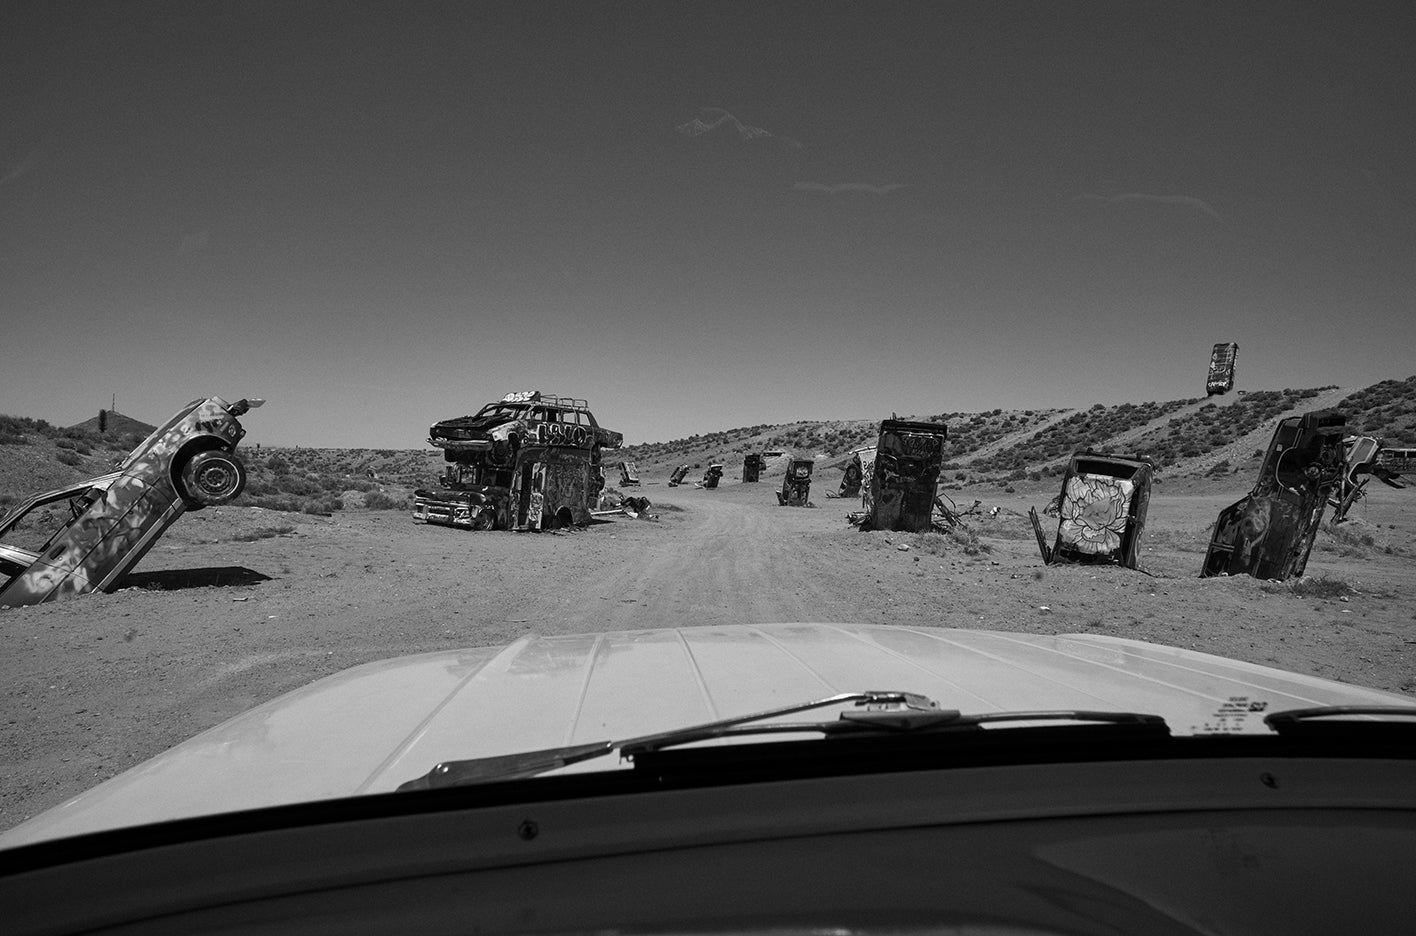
[
  {"left": 397, "top": 691, "right": 1167, "bottom": 791},
  {"left": 1264, "top": 705, "right": 1416, "bottom": 738}
]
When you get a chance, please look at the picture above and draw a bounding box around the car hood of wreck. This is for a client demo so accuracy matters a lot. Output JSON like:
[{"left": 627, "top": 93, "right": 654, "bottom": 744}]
[{"left": 2, "top": 622, "right": 1409, "bottom": 849}]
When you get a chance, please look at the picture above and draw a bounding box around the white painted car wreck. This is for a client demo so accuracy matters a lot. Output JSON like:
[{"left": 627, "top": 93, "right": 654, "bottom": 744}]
[{"left": 0, "top": 396, "right": 263, "bottom": 607}]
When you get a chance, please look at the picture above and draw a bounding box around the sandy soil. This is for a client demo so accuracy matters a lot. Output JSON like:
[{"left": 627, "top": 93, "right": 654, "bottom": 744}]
[{"left": 3, "top": 476, "right": 1414, "bottom": 832}]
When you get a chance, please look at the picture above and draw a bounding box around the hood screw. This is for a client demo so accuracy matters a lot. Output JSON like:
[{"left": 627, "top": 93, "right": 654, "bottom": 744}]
[
  {"left": 518, "top": 819, "right": 540, "bottom": 840},
  {"left": 1260, "top": 772, "right": 1279, "bottom": 789}
]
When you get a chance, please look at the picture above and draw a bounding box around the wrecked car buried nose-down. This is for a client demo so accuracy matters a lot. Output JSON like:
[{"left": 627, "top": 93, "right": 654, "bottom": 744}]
[{"left": 0, "top": 396, "right": 264, "bottom": 608}]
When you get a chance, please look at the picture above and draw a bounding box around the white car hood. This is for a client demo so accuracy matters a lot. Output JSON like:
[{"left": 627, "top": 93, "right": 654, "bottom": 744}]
[{"left": 3, "top": 623, "right": 1409, "bottom": 848}]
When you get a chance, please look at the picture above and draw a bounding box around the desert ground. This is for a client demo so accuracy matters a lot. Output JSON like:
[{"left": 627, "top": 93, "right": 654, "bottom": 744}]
[{"left": 2, "top": 472, "right": 1414, "bottom": 833}]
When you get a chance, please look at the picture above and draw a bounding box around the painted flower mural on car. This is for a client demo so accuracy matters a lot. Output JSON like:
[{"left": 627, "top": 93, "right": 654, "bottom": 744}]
[{"left": 1057, "top": 474, "right": 1135, "bottom": 555}]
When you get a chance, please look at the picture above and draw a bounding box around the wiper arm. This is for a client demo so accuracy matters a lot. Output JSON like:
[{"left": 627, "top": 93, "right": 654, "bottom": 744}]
[
  {"left": 399, "top": 690, "right": 935, "bottom": 791},
  {"left": 399, "top": 693, "right": 1167, "bottom": 791}
]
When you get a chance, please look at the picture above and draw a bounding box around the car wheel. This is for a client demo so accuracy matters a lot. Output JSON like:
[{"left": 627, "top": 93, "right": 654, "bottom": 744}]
[
  {"left": 179, "top": 451, "right": 247, "bottom": 508},
  {"left": 472, "top": 508, "right": 495, "bottom": 531}
]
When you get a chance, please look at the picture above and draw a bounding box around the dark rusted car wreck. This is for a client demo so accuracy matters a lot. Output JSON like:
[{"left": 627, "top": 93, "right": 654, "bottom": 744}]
[
  {"left": 1030, "top": 452, "right": 1153, "bottom": 569},
  {"left": 1202, "top": 410, "right": 1345, "bottom": 580},
  {"left": 864, "top": 420, "right": 947, "bottom": 532},
  {"left": 777, "top": 459, "right": 813, "bottom": 506},
  {"left": 741, "top": 453, "right": 765, "bottom": 483},
  {"left": 415, "top": 392, "right": 619, "bottom": 531}
]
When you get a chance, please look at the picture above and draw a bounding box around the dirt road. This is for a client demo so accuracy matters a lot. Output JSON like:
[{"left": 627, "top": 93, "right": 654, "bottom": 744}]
[{"left": 3, "top": 478, "right": 1414, "bottom": 832}]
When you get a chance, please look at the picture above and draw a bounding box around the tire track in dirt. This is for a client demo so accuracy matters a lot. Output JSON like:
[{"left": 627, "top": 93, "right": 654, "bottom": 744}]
[{"left": 522, "top": 495, "right": 814, "bottom": 631}]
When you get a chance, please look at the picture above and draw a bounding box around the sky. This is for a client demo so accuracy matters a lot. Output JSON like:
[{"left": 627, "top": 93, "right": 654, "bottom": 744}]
[{"left": 2, "top": 1, "right": 1413, "bottom": 449}]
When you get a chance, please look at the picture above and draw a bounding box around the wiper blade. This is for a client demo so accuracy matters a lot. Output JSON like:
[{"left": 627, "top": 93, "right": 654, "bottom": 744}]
[
  {"left": 624, "top": 709, "right": 1166, "bottom": 755},
  {"left": 1264, "top": 705, "right": 1416, "bottom": 737},
  {"left": 399, "top": 691, "right": 1167, "bottom": 791}
]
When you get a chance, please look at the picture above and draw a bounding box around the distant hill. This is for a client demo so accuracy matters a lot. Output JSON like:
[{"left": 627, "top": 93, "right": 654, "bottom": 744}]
[
  {"left": 4, "top": 376, "right": 1415, "bottom": 509},
  {"left": 615, "top": 376, "right": 1416, "bottom": 485},
  {"left": 67, "top": 409, "right": 156, "bottom": 438}
]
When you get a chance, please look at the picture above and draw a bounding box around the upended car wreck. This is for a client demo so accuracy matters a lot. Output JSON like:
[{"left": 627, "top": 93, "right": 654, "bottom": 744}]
[
  {"left": 0, "top": 396, "right": 263, "bottom": 607},
  {"left": 1201, "top": 409, "right": 1402, "bottom": 580},
  {"left": 414, "top": 392, "right": 622, "bottom": 531},
  {"left": 1030, "top": 451, "right": 1154, "bottom": 569}
]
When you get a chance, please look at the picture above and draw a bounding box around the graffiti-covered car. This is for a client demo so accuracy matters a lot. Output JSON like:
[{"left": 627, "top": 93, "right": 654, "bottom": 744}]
[
  {"left": 428, "top": 391, "right": 622, "bottom": 467},
  {"left": 0, "top": 396, "right": 263, "bottom": 608},
  {"left": 413, "top": 444, "right": 604, "bottom": 532},
  {"left": 1030, "top": 452, "right": 1154, "bottom": 569}
]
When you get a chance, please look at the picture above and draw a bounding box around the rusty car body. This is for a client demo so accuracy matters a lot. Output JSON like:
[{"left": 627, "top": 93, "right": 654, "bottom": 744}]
[
  {"left": 1202, "top": 410, "right": 1347, "bottom": 580},
  {"left": 1029, "top": 452, "right": 1153, "bottom": 569},
  {"left": 865, "top": 419, "right": 947, "bottom": 532},
  {"left": 413, "top": 444, "right": 603, "bottom": 531},
  {"left": 697, "top": 464, "right": 724, "bottom": 489},
  {"left": 416, "top": 391, "right": 618, "bottom": 531},
  {"left": 741, "top": 452, "right": 765, "bottom": 483},
  {"left": 777, "top": 458, "right": 813, "bottom": 506},
  {"left": 428, "top": 391, "right": 622, "bottom": 469},
  {"left": 1329, "top": 435, "right": 1405, "bottom": 522},
  {"left": 1206, "top": 341, "right": 1239, "bottom": 395},
  {"left": 0, "top": 396, "right": 262, "bottom": 608}
]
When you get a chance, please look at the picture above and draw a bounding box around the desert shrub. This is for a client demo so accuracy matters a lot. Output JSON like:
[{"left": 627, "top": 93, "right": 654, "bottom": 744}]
[
  {"left": 231, "top": 524, "right": 298, "bottom": 542},
  {"left": 0, "top": 415, "right": 33, "bottom": 445},
  {"left": 1320, "top": 522, "right": 1376, "bottom": 557},
  {"left": 913, "top": 524, "right": 991, "bottom": 556},
  {"left": 56, "top": 449, "right": 83, "bottom": 466},
  {"left": 241, "top": 495, "right": 306, "bottom": 513},
  {"left": 364, "top": 490, "right": 410, "bottom": 511},
  {"left": 1288, "top": 576, "right": 1354, "bottom": 599},
  {"left": 265, "top": 454, "right": 290, "bottom": 474}
]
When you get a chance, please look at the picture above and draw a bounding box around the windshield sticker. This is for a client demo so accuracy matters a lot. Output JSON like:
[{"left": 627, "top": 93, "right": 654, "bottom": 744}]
[{"left": 1193, "top": 696, "right": 1270, "bottom": 734}]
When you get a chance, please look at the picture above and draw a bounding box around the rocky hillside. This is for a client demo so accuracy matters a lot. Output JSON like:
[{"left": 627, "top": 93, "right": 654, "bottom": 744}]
[
  {"left": 616, "top": 376, "right": 1416, "bottom": 485},
  {"left": 4, "top": 376, "right": 1414, "bottom": 511}
]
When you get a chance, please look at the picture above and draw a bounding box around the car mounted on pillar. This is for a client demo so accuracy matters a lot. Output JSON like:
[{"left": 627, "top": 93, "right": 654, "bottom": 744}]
[
  {"left": 427, "top": 391, "right": 622, "bottom": 470},
  {"left": 0, "top": 396, "right": 264, "bottom": 608},
  {"left": 415, "top": 392, "right": 621, "bottom": 531}
]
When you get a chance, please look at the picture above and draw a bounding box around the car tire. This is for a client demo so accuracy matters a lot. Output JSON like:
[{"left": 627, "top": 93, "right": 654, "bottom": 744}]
[
  {"left": 472, "top": 508, "right": 495, "bottom": 531},
  {"left": 179, "top": 450, "right": 247, "bottom": 508}
]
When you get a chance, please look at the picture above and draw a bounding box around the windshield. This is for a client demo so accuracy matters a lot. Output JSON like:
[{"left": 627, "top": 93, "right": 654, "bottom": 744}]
[{"left": 1, "top": 3, "right": 1412, "bottom": 850}]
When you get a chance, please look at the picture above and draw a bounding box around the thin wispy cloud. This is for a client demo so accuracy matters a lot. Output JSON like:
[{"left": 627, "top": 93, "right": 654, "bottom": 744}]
[
  {"left": 792, "top": 181, "right": 906, "bottom": 196},
  {"left": 1077, "top": 191, "right": 1226, "bottom": 224},
  {"left": 675, "top": 108, "right": 803, "bottom": 149}
]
